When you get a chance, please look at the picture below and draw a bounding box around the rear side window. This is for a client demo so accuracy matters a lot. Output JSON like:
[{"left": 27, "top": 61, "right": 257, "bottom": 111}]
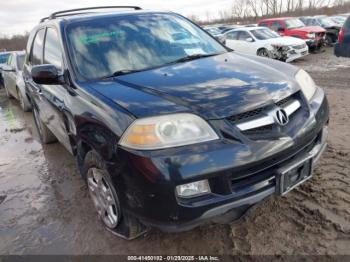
[
  {"left": 226, "top": 31, "right": 239, "bottom": 40},
  {"left": 237, "top": 31, "right": 251, "bottom": 41},
  {"left": 30, "top": 29, "right": 45, "bottom": 65},
  {"left": 271, "top": 21, "right": 282, "bottom": 31},
  {"left": 44, "top": 28, "right": 63, "bottom": 71}
]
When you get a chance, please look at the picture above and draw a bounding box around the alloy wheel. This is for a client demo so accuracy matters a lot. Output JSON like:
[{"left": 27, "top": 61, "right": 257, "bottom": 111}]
[{"left": 87, "top": 168, "right": 120, "bottom": 228}]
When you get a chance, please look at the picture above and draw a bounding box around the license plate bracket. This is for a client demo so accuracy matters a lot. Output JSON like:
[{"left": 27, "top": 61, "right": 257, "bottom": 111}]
[{"left": 277, "top": 160, "right": 313, "bottom": 196}]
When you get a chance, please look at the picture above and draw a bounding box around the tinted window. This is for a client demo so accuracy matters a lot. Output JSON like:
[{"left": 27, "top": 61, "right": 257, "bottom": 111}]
[
  {"left": 0, "top": 53, "right": 10, "bottom": 64},
  {"left": 237, "top": 31, "right": 251, "bottom": 40},
  {"left": 44, "top": 28, "right": 63, "bottom": 70},
  {"left": 346, "top": 16, "right": 350, "bottom": 29},
  {"left": 66, "top": 13, "right": 227, "bottom": 80},
  {"left": 271, "top": 21, "right": 282, "bottom": 31},
  {"left": 31, "top": 29, "right": 45, "bottom": 65},
  {"left": 226, "top": 31, "right": 239, "bottom": 40},
  {"left": 260, "top": 22, "right": 268, "bottom": 27}
]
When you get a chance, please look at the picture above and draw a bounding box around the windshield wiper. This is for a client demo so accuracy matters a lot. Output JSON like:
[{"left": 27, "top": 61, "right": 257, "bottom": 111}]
[
  {"left": 100, "top": 69, "right": 143, "bottom": 79},
  {"left": 166, "top": 53, "right": 220, "bottom": 65}
]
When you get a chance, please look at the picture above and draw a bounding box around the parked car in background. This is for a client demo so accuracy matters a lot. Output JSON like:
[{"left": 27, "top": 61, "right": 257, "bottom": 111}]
[
  {"left": 0, "top": 51, "right": 11, "bottom": 88},
  {"left": 258, "top": 17, "right": 326, "bottom": 51},
  {"left": 2, "top": 51, "right": 31, "bottom": 111},
  {"left": 225, "top": 27, "right": 308, "bottom": 62},
  {"left": 335, "top": 15, "right": 350, "bottom": 57},
  {"left": 203, "top": 26, "right": 226, "bottom": 44},
  {"left": 300, "top": 16, "right": 341, "bottom": 45},
  {"left": 24, "top": 7, "right": 329, "bottom": 240},
  {"left": 329, "top": 15, "right": 347, "bottom": 26},
  {"left": 216, "top": 24, "right": 240, "bottom": 34}
]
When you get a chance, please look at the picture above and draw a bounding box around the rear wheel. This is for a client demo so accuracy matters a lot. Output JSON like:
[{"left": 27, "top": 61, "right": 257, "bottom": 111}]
[
  {"left": 32, "top": 106, "right": 57, "bottom": 144},
  {"left": 17, "top": 88, "right": 31, "bottom": 112},
  {"left": 257, "top": 48, "right": 270, "bottom": 58},
  {"left": 4, "top": 85, "right": 13, "bottom": 99}
]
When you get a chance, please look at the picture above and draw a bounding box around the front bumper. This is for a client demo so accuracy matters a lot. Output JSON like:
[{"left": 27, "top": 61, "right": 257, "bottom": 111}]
[
  {"left": 306, "top": 38, "right": 325, "bottom": 50},
  {"left": 285, "top": 47, "right": 309, "bottom": 63},
  {"left": 116, "top": 88, "right": 329, "bottom": 232}
]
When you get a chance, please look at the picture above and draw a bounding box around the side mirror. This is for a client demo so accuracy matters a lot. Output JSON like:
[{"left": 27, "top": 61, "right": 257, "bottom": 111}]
[
  {"left": 246, "top": 37, "right": 254, "bottom": 42},
  {"left": 31, "top": 64, "right": 63, "bottom": 85}
]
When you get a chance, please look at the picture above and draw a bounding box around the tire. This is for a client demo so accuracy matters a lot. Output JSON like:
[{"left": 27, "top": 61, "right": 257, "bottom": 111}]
[
  {"left": 4, "top": 85, "right": 14, "bottom": 99},
  {"left": 84, "top": 150, "right": 121, "bottom": 230},
  {"left": 17, "top": 88, "right": 31, "bottom": 112},
  {"left": 257, "top": 48, "right": 270, "bottom": 58},
  {"left": 32, "top": 105, "right": 57, "bottom": 144},
  {"left": 325, "top": 35, "right": 334, "bottom": 47}
]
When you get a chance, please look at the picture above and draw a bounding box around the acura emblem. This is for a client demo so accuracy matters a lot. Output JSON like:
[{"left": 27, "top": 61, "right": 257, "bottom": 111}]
[{"left": 275, "top": 109, "right": 289, "bottom": 126}]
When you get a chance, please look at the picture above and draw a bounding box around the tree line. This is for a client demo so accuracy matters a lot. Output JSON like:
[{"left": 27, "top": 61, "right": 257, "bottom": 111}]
[{"left": 189, "top": 0, "right": 350, "bottom": 24}]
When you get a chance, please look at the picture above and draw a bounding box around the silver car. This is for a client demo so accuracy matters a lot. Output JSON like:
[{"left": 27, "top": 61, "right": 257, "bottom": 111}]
[{"left": 3, "top": 51, "right": 31, "bottom": 111}]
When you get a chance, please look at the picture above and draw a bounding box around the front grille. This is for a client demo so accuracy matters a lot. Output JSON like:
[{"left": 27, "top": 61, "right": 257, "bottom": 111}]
[
  {"left": 227, "top": 92, "right": 307, "bottom": 140},
  {"left": 228, "top": 94, "right": 295, "bottom": 124},
  {"left": 227, "top": 107, "right": 264, "bottom": 122}
]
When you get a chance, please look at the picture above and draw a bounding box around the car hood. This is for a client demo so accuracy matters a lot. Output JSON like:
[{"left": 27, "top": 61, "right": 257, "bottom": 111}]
[
  {"left": 291, "top": 26, "right": 326, "bottom": 33},
  {"left": 86, "top": 52, "right": 300, "bottom": 120},
  {"left": 264, "top": 36, "right": 306, "bottom": 46}
]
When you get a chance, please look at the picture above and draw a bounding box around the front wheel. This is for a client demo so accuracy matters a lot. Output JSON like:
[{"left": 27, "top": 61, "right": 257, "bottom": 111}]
[
  {"left": 17, "top": 89, "right": 31, "bottom": 112},
  {"left": 257, "top": 48, "right": 270, "bottom": 58},
  {"left": 32, "top": 106, "right": 57, "bottom": 144},
  {"left": 83, "top": 150, "right": 149, "bottom": 239}
]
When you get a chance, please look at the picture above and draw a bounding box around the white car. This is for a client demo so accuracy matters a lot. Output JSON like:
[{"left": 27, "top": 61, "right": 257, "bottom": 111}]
[
  {"left": 224, "top": 27, "right": 309, "bottom": 62},
  {"left": 2, "top": 51, "right": 31, "bottom": 111}
]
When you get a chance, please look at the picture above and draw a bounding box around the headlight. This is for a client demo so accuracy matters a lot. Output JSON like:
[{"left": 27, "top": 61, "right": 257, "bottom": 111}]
[
  {"left": 307, "top": 33, "right": 316, "bottom": 39},
  {"left": 295, "top": 69, "right": 317, "bottom": 101},
  {"left": 176, "top": 180, "right": 211, "bottom": 198},
  {"left": 119, "top": 113, "right": 219, "bottom": 150}
]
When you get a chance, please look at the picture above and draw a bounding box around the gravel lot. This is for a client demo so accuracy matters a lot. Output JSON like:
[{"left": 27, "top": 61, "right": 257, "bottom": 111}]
[{"left": 0, "top": 48, "right": 349, "bottom": 255}]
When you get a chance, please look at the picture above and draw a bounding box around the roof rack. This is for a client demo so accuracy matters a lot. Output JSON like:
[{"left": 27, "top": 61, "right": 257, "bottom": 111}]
[{"left": 40, "top": 6, "right": 142, "bottom": 23}]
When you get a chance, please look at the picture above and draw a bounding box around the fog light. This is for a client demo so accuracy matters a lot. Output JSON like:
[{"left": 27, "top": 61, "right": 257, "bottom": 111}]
[{"left": 176, "top": 180, "right": 211, "bottom": 198}]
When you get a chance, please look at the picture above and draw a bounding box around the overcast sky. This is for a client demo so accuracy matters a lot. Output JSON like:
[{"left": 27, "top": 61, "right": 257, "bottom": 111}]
[{"left": 0, "top": 0, "right": 234, "bottom": 36}]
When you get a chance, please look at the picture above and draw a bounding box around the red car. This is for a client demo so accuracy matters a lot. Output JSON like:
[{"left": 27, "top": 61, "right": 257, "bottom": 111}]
[{"left": 258, "top": 17, "right": 326, "bottom": 51}]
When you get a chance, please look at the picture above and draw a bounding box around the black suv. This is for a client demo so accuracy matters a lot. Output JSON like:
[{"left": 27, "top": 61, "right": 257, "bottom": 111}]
[
  {"left": 24, "top": 7, "right": 329, "bottom": 240},
  {"left": 335, "top": 15, "right": 350, "bottom": 57}
]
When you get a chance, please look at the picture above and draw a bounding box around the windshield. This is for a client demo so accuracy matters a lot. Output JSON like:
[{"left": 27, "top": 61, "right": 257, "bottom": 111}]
[
  {"left": 0, "top": 53, "right": 10, "bottom": 64},
  {"left": 66, "top": 13, "right": 227, "bottom": 80},
  {"left": 285, "top": 19, "right": 305, "bottom": 29},
  {"left": 318, "top": 17, "right": 338, "bottom": 27},
  {"left": 17, "top": 54, "right": 25, "bottom": 70},
  {"left": 251, "top": 29, "right": 280, "bottom": 40}
]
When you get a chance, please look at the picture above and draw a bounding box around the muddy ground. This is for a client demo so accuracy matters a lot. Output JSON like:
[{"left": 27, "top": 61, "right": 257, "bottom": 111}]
[{"left": 0, "top": 48, "right": 349, "bottom": 255}]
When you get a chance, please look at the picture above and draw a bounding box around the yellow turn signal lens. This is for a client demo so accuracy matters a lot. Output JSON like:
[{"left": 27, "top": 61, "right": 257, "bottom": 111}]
[{"left": 123, "top": 124, "right": 160, "bottom": 146}]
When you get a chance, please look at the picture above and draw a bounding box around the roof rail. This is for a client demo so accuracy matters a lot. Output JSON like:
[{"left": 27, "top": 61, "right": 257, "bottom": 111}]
[{"left": 40, "top": 6, "right": 142, "bottom": 23}]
